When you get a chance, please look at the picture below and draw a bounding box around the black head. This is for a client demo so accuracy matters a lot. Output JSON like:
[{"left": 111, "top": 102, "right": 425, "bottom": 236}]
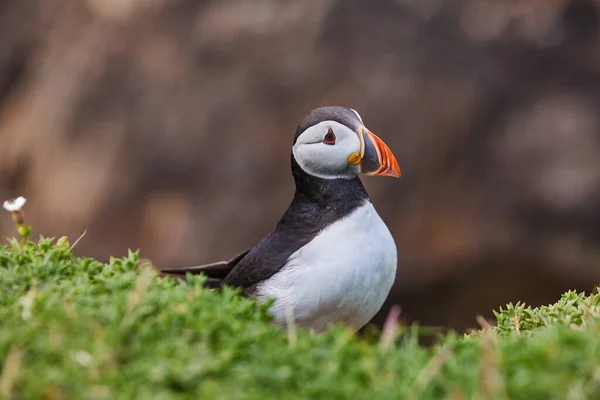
[{"left": 294, "top": 106, "right": 364, "bottom": 144}]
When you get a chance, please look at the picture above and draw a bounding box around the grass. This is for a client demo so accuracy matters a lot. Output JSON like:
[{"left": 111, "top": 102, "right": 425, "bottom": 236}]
[{"left": 1, "top": 235, "right": 600, "bottom": 399}]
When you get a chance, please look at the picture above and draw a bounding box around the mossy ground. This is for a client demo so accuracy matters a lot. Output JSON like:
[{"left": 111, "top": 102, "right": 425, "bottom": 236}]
[{"left": 1, "top": 236, "right": 599, "bottom": 399}]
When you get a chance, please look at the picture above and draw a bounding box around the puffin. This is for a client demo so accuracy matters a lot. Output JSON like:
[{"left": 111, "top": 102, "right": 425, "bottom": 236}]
[{"left": 159, "top": 106, "right": 401, "bottom": 332}]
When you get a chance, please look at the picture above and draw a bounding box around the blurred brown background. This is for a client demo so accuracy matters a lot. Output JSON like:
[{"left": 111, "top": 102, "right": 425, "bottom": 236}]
[{"left": 1, "top": 0, "right": 600, "bottom": 332}]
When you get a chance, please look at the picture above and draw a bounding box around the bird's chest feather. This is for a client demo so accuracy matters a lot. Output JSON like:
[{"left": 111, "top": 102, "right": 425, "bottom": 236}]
[{"left": 256, "top": 202, "right": 397, "bottom": 331}]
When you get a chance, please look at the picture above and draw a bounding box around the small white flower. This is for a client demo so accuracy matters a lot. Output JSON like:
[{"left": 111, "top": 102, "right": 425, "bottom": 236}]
[
  {"left": 19, "top": 290, "right": 35, "bottom": 320},
  {"left": 3, "top": 196, "right": 27, "bottom": 212},
  {"left": 74, "top": 351, "right": 93, "bottom": 366}
]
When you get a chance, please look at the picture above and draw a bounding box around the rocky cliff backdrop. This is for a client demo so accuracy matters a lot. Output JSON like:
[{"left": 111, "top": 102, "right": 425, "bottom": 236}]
[{"left": 1, "top": 0, "right": 600, "bottom": 331}]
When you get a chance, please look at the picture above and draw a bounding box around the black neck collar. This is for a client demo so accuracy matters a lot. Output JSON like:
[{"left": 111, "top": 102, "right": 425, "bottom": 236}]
[{"left": 290, "top": 153, "right": 369, "bottom": 208}]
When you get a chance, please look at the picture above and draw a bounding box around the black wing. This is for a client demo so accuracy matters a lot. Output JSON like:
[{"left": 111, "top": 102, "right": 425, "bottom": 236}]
[
  {"left": 158, "top": 250, "right": 250, "bottom": 287},
  {"left": 222, "top": 213, "right": 322, "bottom": 294},
  {"left": 156, "top": 210, "right": 320, "bottom": 294}
]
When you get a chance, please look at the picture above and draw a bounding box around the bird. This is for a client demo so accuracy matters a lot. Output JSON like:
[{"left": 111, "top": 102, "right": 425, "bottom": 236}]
[{"left": 159, "top": 106, "right": 401, "bottom": 332}]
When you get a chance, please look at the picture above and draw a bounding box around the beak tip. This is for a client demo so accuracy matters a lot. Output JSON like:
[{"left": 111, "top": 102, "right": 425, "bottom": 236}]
[
  {"left": 392, "top": 163, "right": 402, "bottom": 179},
  {"left": 385, "top": 168, "right": 402, "bottom": 178}
]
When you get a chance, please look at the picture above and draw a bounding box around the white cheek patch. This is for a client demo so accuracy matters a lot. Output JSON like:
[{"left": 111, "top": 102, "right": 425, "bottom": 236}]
[
  {"left": 293, "top": 121, "right": 361, "bottom": 180},
  {"left": 293, "top": 145, "right": 354, "bottom": 180}
]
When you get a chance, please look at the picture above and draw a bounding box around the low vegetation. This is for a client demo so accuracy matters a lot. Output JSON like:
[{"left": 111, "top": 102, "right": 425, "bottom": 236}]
[{"left": 0, "top": 235, "right": 599, "bottom": 399}]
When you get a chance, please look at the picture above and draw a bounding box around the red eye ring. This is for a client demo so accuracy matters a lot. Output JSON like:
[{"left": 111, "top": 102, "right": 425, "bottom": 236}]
[{"left": 323, "top": 129, "right": 336, "bottom": 145}]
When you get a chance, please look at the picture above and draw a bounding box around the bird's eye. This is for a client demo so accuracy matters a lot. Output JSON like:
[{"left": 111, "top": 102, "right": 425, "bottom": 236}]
[{"left": 323, "top": 129, "right": 336, "bottom": 145}]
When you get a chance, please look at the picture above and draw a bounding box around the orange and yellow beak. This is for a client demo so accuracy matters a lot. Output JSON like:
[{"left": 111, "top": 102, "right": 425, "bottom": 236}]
[{"left": 348, "top": 127, "right": 401, "bottom": 178}]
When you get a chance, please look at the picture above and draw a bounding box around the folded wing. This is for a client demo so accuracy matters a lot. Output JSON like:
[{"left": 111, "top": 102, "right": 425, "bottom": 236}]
[{"left": 156, "top": 249, "right": 250, "bottom": 288}]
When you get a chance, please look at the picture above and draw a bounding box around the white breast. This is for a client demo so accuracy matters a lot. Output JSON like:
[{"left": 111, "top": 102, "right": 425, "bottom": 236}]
[{"left": 256, "top": 201, "right": 397, "bottom": 332}]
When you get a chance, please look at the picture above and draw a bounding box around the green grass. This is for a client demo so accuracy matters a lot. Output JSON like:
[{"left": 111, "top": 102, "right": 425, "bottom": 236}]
[{"left": 1, "top": 235, "right": 600, "bottom": 399}]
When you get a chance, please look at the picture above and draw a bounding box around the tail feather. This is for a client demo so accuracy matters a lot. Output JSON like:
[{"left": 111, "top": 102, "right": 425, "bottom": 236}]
[{"left": 145, "top": 249, "right": 251, "bottom": 288}]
